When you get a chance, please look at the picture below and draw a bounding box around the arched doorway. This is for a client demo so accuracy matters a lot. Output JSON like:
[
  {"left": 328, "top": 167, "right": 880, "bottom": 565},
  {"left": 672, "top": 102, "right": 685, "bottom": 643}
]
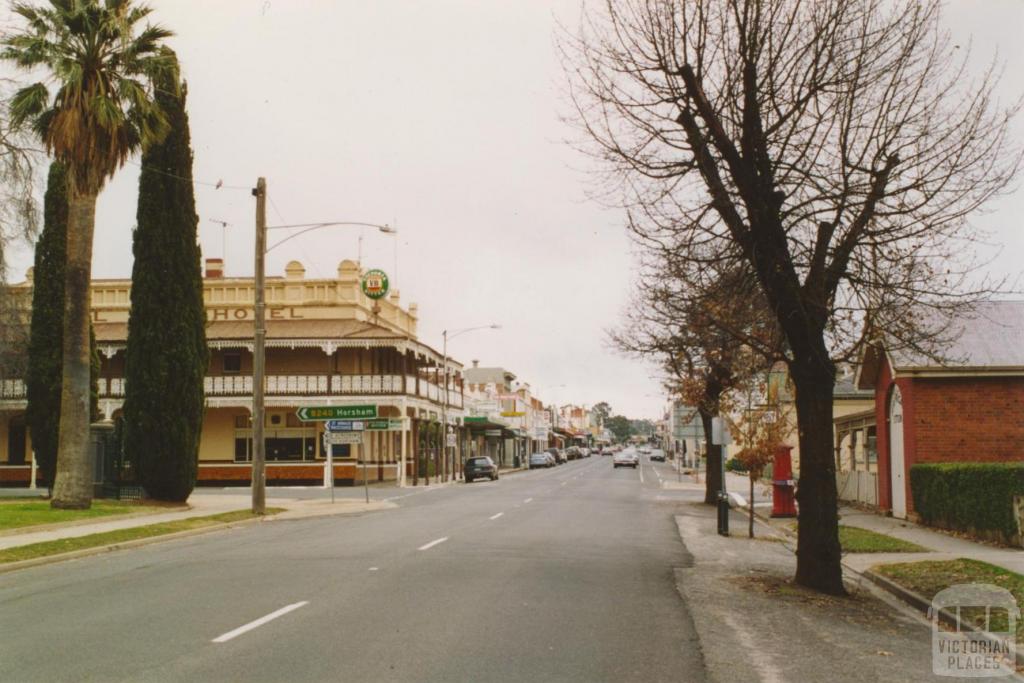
[{"left": 888, "top": 384, "right": 906, "bottom": 518}]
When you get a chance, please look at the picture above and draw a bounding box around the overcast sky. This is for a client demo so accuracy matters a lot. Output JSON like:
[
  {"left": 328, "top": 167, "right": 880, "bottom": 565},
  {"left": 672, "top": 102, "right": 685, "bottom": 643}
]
[{"left": 3, "top": 0, "right": 1023, "bottom": 420}]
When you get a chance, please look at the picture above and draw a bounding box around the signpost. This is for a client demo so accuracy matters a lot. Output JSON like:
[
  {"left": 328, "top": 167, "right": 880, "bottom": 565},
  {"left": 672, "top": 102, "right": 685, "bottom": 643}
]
[
  {"left": 365, "top": 418, "right": 404, "bottom": 431},
  {"left": 326, "top": 432, "right": 363, "bottom": 445},
  {"left": 297, "top": 405, "right": 377, "bottom": 421},
  {"left": 325, "top": 420, "right": 365, "bottom": 432}
]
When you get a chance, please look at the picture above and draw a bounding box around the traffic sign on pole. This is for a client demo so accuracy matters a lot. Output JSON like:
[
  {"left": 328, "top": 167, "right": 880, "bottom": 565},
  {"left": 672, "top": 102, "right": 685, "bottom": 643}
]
[
  {"left": 326, "top": 420, "right": 365, "bottom": 432},
  {"left": 365, "top": 418, "right": 405, "bottom": 431},
  {"left": 324, "top": 432, "right": 362, "bottom": 445},
  {"left": 297, "top": 405, "right": 377, "bottom": 422}
]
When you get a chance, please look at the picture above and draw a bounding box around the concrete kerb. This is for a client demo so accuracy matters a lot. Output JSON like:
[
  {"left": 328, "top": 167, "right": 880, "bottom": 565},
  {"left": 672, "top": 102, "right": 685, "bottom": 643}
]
[
  {"left": 862, "top": 568, "right": 1024, "bottom": 669},
  {"left": 734, "top": 496, "right": 1024, "bottom": 667}
]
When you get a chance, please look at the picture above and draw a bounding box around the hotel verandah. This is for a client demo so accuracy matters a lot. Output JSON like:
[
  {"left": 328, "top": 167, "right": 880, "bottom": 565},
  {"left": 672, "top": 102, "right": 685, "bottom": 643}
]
[{"left": 0, "top": 258, "right": 467, "bottom": 488}]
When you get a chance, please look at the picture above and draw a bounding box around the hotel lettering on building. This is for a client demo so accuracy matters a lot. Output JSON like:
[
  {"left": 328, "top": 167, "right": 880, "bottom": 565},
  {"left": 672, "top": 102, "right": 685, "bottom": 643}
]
[{"left": 0, "top": 259, "right": 469, "bottom": 487}]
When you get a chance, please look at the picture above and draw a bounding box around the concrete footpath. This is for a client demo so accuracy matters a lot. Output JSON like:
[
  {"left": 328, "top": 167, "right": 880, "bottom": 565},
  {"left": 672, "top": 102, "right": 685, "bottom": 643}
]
[{"left": 674, "top": 503, "right": 982, "bottom": 683}]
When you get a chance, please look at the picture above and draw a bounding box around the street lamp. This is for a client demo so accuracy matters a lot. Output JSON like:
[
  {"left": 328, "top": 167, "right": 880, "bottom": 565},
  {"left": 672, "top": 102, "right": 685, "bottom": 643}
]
[
  {"left": 441, "top": 324, "right": 500, "bottom": 483},
  {"left": 251, "top": 177, "right": 396, "bottom": 514}
]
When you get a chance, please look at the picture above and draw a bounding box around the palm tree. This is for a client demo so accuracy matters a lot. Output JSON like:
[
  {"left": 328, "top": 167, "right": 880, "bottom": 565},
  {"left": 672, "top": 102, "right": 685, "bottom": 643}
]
[{"left": 3, "top": 0, "right": 175, "bottom": 508}]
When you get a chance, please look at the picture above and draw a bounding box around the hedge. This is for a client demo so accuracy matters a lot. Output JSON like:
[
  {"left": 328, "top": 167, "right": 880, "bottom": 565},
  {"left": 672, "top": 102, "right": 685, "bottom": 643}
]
[{"left": 910, "top": 463, "right": 1024, "bottom": 540}]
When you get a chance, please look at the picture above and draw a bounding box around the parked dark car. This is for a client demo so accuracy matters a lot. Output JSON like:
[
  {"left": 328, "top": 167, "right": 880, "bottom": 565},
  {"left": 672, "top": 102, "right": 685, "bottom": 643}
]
[
  {"left": 566, "top": 446, "right": 581, "bottom": 461},
  {"left": 464, "top": 456, "right": 499, "bottom": 482},
  {"left": 547, "top": 447, "right": 566, "bottom": 465}
]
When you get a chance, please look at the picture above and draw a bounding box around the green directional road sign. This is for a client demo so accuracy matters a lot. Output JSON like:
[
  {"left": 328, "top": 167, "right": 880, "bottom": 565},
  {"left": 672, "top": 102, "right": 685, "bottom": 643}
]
[
  {"left": 296, "top": 405, "right": 377, "bottom": 422},
  {"left": 365, "top": 418, "right": 404, "bottom": 431}
]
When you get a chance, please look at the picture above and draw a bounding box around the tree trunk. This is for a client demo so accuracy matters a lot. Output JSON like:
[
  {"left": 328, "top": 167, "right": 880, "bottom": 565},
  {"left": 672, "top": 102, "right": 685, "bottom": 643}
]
[
  {"left": 791, "top": 355, "right": 844, "bottom": 595},
  {"left": 50, "top": 191, "right": 98, "bottom": 509},
  {"left": 700, "top": 410, "right": 721, "bottom": 505}
]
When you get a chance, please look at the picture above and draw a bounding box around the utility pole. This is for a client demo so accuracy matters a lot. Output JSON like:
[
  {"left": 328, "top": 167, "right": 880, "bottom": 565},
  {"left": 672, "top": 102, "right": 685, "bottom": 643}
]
[{"left": 252, "top": 177, "right": 267, "bottom": 515}]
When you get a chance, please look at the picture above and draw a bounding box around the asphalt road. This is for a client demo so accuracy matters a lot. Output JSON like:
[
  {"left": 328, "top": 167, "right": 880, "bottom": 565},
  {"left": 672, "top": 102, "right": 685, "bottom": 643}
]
[{"left": 0, "top": 456, "right": 707, "bottom": 683}]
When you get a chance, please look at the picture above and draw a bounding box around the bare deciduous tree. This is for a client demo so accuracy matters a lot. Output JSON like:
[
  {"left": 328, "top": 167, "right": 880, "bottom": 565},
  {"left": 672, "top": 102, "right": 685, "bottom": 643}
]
[
  {"left": 565, "top": 0, "right": 1021, "bottom": 593},
  {"left": 611, "top": 253, "right": 781, "bottom": 505}
]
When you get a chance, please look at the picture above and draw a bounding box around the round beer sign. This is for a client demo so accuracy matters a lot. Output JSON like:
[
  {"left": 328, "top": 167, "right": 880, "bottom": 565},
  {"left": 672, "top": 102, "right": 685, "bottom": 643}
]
[{"left": 361, "top": 269, "right": 390, "bottom": 300}]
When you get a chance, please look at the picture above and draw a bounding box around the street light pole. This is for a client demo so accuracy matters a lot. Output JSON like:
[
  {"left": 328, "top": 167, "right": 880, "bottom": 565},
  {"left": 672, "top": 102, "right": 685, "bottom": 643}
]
[{"left": 251, "top": 177, "right": 395, "bottom": 514}]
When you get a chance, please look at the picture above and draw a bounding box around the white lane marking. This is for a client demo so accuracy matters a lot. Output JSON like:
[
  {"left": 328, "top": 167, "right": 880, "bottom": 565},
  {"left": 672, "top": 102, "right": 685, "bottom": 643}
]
[
  {"left": 524, "top": 498, "right": 533, "bottom": 504},
  {"left": 560, "top": 482, "right": 567, "bottom": 487},
  {"left": 639, "top": 465, "right": 645, "bottom": 484},
  {"left": 418, "top": 536, "right": 449, "bottom": 551},
  {"left": 212, "top": 601, "right": 309, "bottom": 643},
  {"left": 489, "top": 512, "right": 504, "bottom": 520},
  {"left": 368, "top": 567, "right": 379, "bottom": 571}
]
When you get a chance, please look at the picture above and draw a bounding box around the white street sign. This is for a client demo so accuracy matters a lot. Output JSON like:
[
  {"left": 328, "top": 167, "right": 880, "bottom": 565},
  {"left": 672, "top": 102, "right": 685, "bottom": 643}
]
[{"left": 324, "top": 431, "right": 362, "bottom": 445}]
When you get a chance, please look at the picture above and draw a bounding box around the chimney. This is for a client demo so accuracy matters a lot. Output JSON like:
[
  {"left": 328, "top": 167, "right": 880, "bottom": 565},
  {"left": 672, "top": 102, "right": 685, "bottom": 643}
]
[
  {"left": 205, "top": 258, "right": 224, "bottom": 279},
  {"left": 472, "top": 359, "right": 479, "bottom": 368}
]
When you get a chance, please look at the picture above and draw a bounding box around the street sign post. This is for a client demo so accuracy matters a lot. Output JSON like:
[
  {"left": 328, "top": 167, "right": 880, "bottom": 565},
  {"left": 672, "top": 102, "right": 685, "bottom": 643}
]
[
  {"left": 324, "top": 432, "right": 363, "bottom": 445},
  {"left": 365, "top": 418, "right": 405, "bottom": 431},
  {"left": 325, "top": 420, "right": 365, "bottom": 432},
  {"left": 297, "top": 405, "right": 377, "bottom": 422}
]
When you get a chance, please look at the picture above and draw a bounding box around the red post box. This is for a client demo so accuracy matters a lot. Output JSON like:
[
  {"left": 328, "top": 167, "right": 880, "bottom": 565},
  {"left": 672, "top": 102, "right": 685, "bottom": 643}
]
[{"left": 771, "top": 445, "right": 797, "bottom": 518}]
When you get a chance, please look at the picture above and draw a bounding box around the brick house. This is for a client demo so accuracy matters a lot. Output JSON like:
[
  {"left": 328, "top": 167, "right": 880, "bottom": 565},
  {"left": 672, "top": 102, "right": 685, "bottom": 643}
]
[{"left": 856, "top": 300, "right": 1024, "bottom": 518}]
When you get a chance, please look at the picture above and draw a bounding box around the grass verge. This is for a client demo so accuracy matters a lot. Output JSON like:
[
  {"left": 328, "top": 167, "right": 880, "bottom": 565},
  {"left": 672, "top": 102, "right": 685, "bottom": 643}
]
[
  {"left": 838, "top": 525, "right": 930, "bottom": 553},
  {"left": 789, "top": 522, "right": 931, "bottom": 553},
  {"left": 0, "top": 508, "right": 284, "bottom": 564},
  {"left": 0, "top": 500, "right": 169, "bottom": 531},
  {"left": 875, "top": 558, "right": 1024, "bottom": 643}
]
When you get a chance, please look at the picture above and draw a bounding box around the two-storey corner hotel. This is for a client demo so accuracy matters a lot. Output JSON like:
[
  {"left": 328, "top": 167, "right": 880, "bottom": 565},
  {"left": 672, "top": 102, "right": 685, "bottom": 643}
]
[{"left": 0, "top": 258, "right": 468, "bottom": 488}]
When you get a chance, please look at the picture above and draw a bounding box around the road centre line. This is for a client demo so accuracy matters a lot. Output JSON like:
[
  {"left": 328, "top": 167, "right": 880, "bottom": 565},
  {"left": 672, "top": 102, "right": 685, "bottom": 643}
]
[
  {"left": 639, "top": 466, "right": 645, "bottom": 484},
  {"left": 524, "top": 498, "right": 533, "bottom": 504},
  {"left": 489, "top": 512, "right": 504, "bottom": 520},
  {"left": 212, "top": 601, "right": 309, "bottom": 643},
  {"left": 418, "top": 536, "right": 449, "bottom": 551}
]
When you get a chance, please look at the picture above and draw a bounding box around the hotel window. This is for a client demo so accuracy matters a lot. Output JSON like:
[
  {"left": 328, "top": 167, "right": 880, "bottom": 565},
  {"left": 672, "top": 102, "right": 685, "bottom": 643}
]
[{"left": 223, "top": 351, "right": 241, "bottom": 374}]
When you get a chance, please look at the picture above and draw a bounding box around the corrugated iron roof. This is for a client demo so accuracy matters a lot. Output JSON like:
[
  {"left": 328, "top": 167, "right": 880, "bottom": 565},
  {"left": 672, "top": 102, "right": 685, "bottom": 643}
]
[{"left": 888, "top": 300, "right": 1024, "bottom": 370}]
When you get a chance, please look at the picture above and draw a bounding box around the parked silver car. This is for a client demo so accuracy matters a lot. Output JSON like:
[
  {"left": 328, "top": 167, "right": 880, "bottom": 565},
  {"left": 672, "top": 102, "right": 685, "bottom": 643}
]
[{"left": 529, "top": 452, "right": 555, "bottom": 469}]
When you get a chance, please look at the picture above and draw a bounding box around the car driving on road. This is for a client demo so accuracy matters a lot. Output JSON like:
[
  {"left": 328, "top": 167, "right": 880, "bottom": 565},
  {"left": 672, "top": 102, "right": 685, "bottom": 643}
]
[
  {"left": 613, "top": 449, "right": 639, "bottom": 469},
  {"left": 649, "top": 449, "right": 666, "bottom": 462}
]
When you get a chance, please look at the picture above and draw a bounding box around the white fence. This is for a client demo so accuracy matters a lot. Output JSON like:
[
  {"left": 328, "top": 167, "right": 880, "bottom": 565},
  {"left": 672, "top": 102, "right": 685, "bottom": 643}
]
[{"left": 836, "top": 470, "right": 879, "bottom": 507}]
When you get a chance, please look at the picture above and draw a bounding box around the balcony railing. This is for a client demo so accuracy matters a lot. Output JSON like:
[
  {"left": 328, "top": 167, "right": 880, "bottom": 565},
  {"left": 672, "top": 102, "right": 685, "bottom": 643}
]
[
  {"left": 2, "top": 374, "right": 464, "bottom": 408},
  {"left": 0, "top": 379, "right": 24, "bottom": 400}
]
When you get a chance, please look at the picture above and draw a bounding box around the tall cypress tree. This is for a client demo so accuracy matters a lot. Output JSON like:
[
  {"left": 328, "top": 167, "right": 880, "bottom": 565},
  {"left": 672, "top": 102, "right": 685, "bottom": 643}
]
[
  {"left": 124, "top": 57, "right": 208, "bottom": 502},
  {"left": 25, "top": 162, "right": 69, "bottom": 487}
]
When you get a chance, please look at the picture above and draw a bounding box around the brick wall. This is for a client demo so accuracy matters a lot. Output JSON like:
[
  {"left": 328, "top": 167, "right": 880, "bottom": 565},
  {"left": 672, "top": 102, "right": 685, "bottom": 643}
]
[
  {"left": 912, "top": 377, "right": 1024, "bottom": 463},
  {"left": 873, "top": 355, "right": 1024, "bottom": 515}
]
